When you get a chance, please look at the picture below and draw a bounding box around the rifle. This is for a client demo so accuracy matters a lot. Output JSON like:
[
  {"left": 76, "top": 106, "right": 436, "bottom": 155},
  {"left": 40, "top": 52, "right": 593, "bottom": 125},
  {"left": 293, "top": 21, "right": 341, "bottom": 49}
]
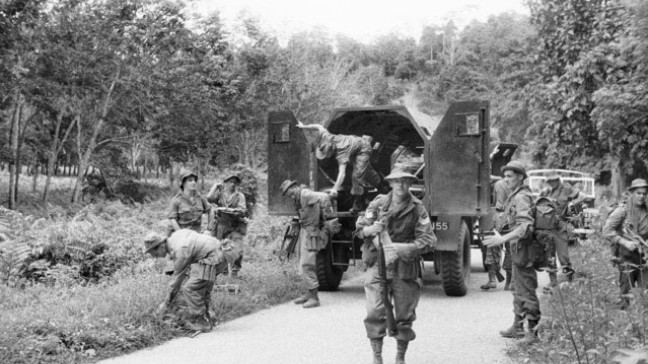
[
  {"left": 278, "top": 219, "right": 300, "bottom": 262},
  {"left": 375, "top": 229, "right": 398, "bottom": 337},
  {"left": 214, "top": 207, "right": 247, "bottom": 218},
  {"left": 618, "top": 223, "right": 648, "bottom": 262}
]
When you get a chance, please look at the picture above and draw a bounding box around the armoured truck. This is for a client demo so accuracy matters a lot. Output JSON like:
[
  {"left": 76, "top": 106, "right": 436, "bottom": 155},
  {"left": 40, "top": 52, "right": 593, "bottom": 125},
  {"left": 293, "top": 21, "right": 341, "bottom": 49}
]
[{"left": 268, "top": 101, "right": 512, "bottom": 296}]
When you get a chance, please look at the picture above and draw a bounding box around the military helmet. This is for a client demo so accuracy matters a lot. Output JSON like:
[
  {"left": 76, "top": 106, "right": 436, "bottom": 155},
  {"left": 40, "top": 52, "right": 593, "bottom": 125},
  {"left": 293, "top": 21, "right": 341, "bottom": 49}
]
[
  {"left": 179, "top": 170, "right": 198, "bottom": 190},
  {"left": 501, "top": 160, "right": 527, "bottom": 179},
  {"left": 546, "top": 171, "right": 561, "bottom": 181}
]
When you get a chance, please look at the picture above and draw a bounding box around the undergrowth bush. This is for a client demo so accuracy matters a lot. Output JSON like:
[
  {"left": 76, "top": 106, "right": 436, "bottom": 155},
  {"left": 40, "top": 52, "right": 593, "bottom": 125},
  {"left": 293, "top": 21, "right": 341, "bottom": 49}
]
[
  {"left": 0, "top": 175, "right": 305, "bottom": 363},
  {"left": 514, "top": 236, "right": 648, "bottom": 363}
]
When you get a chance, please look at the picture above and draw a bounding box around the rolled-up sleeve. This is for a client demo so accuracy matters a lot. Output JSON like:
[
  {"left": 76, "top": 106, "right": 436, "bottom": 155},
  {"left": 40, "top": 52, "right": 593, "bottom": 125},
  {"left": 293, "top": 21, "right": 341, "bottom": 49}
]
[{"left": 603, "top": 206, "right": 625, "bottom": 245}]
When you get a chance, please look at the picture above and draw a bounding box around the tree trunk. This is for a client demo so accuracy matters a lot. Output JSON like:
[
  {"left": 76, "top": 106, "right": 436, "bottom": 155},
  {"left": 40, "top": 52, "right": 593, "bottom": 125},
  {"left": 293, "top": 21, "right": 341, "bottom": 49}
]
[
  {"left": 32, "top": 161, "right": 39, "bottom": 192},
  {"left": 610, "top": 157, "right": 624, "bottom": 199},
  {"left": 8, "top": 92, "right": 21, "bottom": 210}
]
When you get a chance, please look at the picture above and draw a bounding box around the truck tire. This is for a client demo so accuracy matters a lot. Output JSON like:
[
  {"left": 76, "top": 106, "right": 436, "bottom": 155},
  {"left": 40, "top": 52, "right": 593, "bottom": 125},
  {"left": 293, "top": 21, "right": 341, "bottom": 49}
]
[
  {"left": 316, "top": 240, "right": 344, "bottom": 291},
  {"left": 439, "top": 220, "right": 471, "bottom": 296}
]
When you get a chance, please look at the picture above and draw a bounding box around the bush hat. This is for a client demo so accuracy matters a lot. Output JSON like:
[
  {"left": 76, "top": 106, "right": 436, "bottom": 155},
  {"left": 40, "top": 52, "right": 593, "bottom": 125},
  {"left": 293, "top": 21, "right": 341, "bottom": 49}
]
[
  {"left": 385, "top": 164, "right": 418, "bottom": 181},
  {"left": 143, "top": 233, "right": 166, "bottom": 253},
  {"left": 315, "top": 132, "right": 335, "bottom": 160},
  {"left": 280, "top": 180, "right": 298, "bottom": 195},
  {"left": 501, "top": 160, "right": 527, "bottom": 179},
  {"left": 223, "top": 174, "right": 241, "bottom": 184},
  {"left": 628, "top": 178, "right": 648, "bottom": 191},
  {"left": 179, "top": 170, "right": 198, "bottom": 189}
]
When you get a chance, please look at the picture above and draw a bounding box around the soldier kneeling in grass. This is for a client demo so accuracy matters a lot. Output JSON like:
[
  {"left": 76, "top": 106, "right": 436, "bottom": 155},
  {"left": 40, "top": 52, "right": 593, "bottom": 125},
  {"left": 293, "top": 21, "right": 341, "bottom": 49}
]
[{"left": 143, "top": 229, "right": 241, "bottom": 332}]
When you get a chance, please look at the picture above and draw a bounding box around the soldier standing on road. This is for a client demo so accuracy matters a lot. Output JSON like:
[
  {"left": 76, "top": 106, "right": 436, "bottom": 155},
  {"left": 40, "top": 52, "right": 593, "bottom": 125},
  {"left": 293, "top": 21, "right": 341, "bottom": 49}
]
[
  {"left": 484, "top": 160, "right": 540, "bottom": 346},
  {"left": 539, "top": 172, "right": 588, "bottom": 287},
  {"left": 143, "top": 229, "right": 240, "bottom": 332},
  {"left": 355, "top": 164, "right": 436, "bottom": 364},
  {"left": 482, "top": 176, "right": 513, "bottom": 291},
  {"left": 602, "top": 178, "right": 648, "bottom": 305},
  {"left": 280, "top": 179, "right": 333, "bottom": 308},
  {"left": 166, "top": 171, "right": 212, "bottom": 234},
  {"left": 207, "top": 175, "right": 248, "bottom": 278},
  {"left": 296, "top": 122, "right": 386, "bottom": 213}
]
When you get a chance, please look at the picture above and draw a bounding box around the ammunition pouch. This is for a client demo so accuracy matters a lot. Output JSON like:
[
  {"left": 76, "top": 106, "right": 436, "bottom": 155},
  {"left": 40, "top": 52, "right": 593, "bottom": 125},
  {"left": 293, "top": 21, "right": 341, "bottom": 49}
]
[
  {"left": 303, "top": 226, "right": 326, "bottom": 251},
  {"left": 512, "top": 235, "right": 549, "bottom": 269},
  {"left": 192, "top": 257, "right": 226, "bottom": 282}
]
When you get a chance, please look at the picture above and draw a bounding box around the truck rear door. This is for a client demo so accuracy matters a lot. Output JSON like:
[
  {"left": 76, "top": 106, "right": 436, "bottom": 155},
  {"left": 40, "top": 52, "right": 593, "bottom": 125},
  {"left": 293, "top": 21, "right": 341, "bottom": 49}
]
[
  {"left": 267, "top": 111, "right": 311, "bottom": 215},
  {"left": 428, "top": 101, "right": 491, "bottom": 216}
]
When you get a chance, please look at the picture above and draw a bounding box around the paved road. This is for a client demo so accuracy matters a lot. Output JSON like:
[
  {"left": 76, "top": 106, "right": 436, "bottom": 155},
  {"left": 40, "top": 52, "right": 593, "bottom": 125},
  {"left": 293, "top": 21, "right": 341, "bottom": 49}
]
[{"left": 102, "top": 250, "right": 549, "bottom": 364}]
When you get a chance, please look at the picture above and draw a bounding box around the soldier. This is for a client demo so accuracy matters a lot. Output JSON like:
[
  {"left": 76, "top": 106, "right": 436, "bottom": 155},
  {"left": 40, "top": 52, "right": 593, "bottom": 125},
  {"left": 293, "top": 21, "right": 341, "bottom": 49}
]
[
  {"left": 143, "top": 229, "right": 240, "bottom": 332},
  {"left": 484, "top": 160, "right": 540, "bottom": 346},
  {"left": 280, "top": 179, "right": 333, "bottom": 308},
  {"left": 166, "top": 171, "right": 212, "bottom": 233},
  {"left": 355, "top": 164, "right": 436, "bottom": 364},
  {"left": 539, "top": 172, "right": 588, "bottom": 287},
  {"left": 296, "top": 122, "right": 385, "bottom": 212},
  {"left": 602, "top": 178, "right": 648, "bottom": 304},
  {"left": 482, "top": 177, "right": 514, "bottom": 290},
  {"left": 207, "top": 174, "right": 248, "bottom": 278}
]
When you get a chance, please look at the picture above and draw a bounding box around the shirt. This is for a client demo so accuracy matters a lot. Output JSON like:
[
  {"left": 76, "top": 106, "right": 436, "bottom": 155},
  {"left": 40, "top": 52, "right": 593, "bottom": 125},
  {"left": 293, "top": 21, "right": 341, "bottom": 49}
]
[
  {"left": 332, "top": 134, "right": 372, "bottom": 165},
  {"left": 166, "top": 193, "right": 211, "bottom": 231},
  {"left": 167, "top": 229, "right": 225, "bottom": 288}
]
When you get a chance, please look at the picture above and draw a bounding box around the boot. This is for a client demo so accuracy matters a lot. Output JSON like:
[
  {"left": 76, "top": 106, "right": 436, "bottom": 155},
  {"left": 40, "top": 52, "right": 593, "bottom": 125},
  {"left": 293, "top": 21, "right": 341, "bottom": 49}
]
[
  {"left": 504, "top": 270, "right": 512, "bottom": 290},
  {"left": 349, "top": 195, "right": 364, "bottom": 213},
  {"left": 547, "top": 272, "right": 558, "bottom": 288},
  {"left": 369, "top": 338, "right": 383, "bottom": 364},
  {"left": 518, "top": 319, "right": 540, "bottom": 346},
  {"left": 395, "top": 340, "right": 408, "bottom": 364},
  {"left": 499, "top": 315, "right": 524, "bottom": 338},
  {"left": 302, "top": 288, "right": 320, "bottom": 308},
  {"left": 480, "top": 269, "right": 497, "bottom": 290},
  {"left": 293, "top": 291, "right": 310, "bottom": 305}
]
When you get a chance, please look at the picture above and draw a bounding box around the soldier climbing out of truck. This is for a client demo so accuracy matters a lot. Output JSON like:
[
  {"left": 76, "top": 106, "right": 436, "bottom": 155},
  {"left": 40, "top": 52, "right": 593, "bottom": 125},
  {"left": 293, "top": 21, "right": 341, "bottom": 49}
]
[{"left": 296, "top": 121, "right": 388, "bottom": 213}]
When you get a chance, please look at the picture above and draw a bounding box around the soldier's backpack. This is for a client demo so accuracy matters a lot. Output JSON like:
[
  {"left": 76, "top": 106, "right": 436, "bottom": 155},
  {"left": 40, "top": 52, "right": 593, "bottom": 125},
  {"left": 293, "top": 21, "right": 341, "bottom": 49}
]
[{"left": 534, "top": 197, "right": 558, "bottom": 231}]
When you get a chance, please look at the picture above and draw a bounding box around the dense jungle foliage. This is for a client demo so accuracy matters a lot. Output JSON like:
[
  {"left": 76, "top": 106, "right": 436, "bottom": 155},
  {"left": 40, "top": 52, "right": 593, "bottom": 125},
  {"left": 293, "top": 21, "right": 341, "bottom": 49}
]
[{"left": 2, "top": 0, "right": 648, "bottom": 363}]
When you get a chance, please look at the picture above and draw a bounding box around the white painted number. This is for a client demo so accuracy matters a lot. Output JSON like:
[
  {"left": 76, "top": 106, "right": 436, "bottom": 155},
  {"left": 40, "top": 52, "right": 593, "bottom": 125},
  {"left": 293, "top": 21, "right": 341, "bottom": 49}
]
[{"left": 433, "top": 222, "right": 449, "bottom": 231}]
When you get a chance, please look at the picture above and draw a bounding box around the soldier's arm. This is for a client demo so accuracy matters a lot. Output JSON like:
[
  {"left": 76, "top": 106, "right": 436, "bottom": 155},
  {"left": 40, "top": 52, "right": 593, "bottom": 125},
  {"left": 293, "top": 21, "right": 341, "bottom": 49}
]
[
  {"left": 332, "top": 161, "right": 348, "bottom": 193},
  {"left": 206, "top": 183, "right": 222, "bottom": 204},
  {"left": 602, "top": 207, "right": 625, "bottom": 245},
  {"left": 497, "top": 194, "right": 534, "bottom": 244},
  {"left": 167, "top": 246, "right": 192, "bottom": 303},
  {"left": 166, "top": 199, "right": 181, "bottom": 232}
]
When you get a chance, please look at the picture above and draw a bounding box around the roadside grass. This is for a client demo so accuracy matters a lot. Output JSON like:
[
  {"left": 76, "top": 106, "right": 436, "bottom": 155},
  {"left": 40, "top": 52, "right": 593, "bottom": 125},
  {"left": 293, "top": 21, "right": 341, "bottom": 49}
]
[
  {"left": 509, "top": 235, "right": 648, "bottom": 363},
  {"left": 0, "top": 173, "right": 303, "bottom": 363}
]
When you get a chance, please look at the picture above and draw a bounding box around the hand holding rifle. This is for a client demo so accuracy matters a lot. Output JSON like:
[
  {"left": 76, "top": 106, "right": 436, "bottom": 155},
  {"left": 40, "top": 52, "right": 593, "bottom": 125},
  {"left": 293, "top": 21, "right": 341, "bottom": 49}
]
[{"left": 371, "top": 219, "right": 398, "bottom": 336}]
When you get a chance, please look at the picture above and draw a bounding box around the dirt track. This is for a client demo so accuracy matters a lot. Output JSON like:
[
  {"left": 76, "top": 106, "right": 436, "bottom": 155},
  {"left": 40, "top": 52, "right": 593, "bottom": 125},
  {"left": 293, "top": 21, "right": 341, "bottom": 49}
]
[{"left": 101, "top": 251, "right": 549, "bottom": 364}]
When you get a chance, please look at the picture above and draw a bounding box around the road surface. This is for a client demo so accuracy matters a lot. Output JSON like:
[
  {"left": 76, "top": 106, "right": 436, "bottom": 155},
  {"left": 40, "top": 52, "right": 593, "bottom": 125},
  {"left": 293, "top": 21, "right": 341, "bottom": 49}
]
[{"left": 101, "top": 250, "right": 549, "bottom": 364}]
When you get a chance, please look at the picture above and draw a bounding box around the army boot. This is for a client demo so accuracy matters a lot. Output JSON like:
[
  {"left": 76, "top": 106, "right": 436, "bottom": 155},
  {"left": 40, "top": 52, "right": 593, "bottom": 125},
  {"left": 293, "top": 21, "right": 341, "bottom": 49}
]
[
  {"left": 302, "top": 288, "right": 320, "bottom": 308},
  {"left": 395, "top": 340, "right": 408, "bottom": 364},
  {"left": 349, "top": 195, "right": 365, "bottom": 213},
  {"left": 480, "top": 269, "right": 497, "bottom": 290},
  {"left": 504, "top": 270, "right": 512, "bottom": 290},
  {"left": 518, "top": 319, "right": 540, "bottom": 346},
  {"left": 499, "top": 315, "right": 524, "bottom": 338},
  {"left": 293, "top": 291, "right": 310, "bottom": 305},
  {"left": 369, "top": 338, "right": 383, "bottom": 364}
]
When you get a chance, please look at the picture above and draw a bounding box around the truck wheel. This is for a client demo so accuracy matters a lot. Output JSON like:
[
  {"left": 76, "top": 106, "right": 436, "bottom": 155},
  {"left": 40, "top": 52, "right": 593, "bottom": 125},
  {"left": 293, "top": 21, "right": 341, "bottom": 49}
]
[
  {"left": 316, "top": 240, "right": 344, "bottom": 291},
  {"left": 439, "top": 220, "right": 471, "bottom": 296}
]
